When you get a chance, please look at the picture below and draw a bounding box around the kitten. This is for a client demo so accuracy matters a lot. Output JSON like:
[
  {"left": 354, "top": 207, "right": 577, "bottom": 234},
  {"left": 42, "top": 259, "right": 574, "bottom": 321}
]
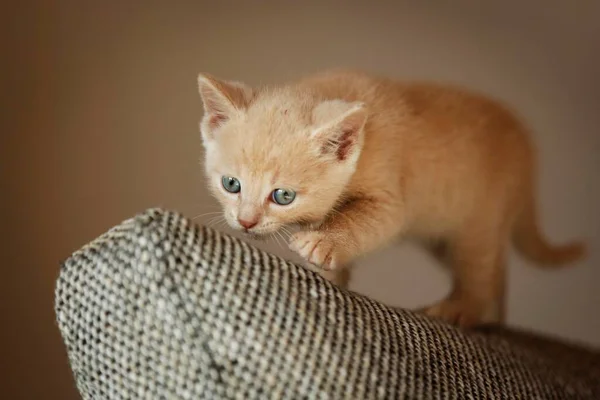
[{"left": 196, "top": 69, "right": 586, "bottom": 327}]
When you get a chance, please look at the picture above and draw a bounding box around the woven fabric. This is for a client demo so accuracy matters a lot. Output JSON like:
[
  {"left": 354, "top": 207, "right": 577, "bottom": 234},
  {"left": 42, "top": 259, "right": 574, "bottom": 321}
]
[{"left": 55, "top": 209, "right": 600, "bottom": 399}]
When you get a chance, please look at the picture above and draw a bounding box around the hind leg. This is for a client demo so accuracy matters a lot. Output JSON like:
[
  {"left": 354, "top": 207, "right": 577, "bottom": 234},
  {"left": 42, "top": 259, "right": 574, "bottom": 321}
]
[{"left": 422, "top": 226, "right": 508, "bottom": 327}]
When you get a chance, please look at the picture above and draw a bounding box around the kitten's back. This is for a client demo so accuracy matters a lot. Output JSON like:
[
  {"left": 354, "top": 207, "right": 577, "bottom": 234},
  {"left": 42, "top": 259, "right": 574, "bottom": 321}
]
[{"left": 296, "top": 69, "right": 584, "bottom": 265}]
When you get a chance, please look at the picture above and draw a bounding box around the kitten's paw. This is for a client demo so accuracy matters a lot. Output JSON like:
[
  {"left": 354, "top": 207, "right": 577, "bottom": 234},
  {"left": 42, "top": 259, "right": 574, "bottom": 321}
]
[
  {"left": 289, "top": 231, "right": 340, "bottom": 270},
  {"left": 420, "top": 298, "right": 484, "bottom": 328}
]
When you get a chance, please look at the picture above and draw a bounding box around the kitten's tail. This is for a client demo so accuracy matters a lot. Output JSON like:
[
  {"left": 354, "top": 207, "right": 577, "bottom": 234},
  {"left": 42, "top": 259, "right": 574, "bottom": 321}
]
[{"left": 512, "top": 189, "right": 586, "bottom": 267}]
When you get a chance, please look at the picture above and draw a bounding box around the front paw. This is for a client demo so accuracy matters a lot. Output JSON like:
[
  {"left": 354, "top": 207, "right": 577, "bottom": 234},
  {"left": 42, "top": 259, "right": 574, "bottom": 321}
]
[{"left": 289, "top": 231, "right": 341, "bottom": 271}]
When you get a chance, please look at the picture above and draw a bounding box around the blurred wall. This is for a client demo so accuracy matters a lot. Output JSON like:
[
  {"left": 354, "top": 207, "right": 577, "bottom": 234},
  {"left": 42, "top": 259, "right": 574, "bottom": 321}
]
[{"left": 2, "top": 1, "right": 599, "bottom": 398}]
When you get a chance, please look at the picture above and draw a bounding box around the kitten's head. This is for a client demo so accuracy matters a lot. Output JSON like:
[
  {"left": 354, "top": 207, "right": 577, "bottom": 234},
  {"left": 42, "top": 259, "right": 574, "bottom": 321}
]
[{"left": 197, "top": 73, "right": 368, "bottom": 237}]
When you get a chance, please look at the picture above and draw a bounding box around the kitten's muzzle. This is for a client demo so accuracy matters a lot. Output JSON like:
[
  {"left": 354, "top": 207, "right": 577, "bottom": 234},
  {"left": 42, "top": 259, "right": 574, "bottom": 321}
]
[{"left": 238, "top": 218, "right": 258, "bottom": 230}]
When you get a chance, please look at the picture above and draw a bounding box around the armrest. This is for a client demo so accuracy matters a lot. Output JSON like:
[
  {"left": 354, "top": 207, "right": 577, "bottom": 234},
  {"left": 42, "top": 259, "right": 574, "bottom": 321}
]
[{"left": 55, "top": 209, "right": 600, "bottom": 399}]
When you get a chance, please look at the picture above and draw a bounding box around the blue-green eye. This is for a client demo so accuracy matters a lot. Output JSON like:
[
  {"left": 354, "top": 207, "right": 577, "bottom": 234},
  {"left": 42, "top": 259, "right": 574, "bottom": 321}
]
[
  {"left": 222, "top": 176, "right": 241, "bottom": 193},
  {"left": 271, "top": 188, "right": 296, "bottom": 205}
]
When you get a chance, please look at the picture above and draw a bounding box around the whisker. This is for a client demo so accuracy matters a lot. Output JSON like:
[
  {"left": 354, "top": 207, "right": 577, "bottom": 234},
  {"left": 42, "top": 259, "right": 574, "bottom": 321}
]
[
  {"left": 271, "top": 233, "right": 282, "bottom": 249},
  {"left": 206, "top": 215, "right": 223, "bottom": 227},
  {"left": 217, "top": 218, "right": 229, "bottom": 230},
  {"left": 276, "top": 230, "right": 288, "bottom": 248},
  {"left": 191, "top": 211, "right": 223, "bottom": 221},
  {"left": 207, "top": 216, "right": 229, "bottom": 232},
  {"left": 280, "top": 231, "right": 288, "bottom": 246},
  {"left": 277, "top": 228, "right": 289, "bottom": 242},
  {"left": 280, "top": 227, "right": 293, "bottom": 239}
]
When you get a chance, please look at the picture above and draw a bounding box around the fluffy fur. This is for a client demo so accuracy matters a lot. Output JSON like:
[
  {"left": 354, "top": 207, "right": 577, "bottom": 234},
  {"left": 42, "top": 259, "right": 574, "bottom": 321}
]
[{"left": 197, "top": 69, "right": 585, "bottom": 327}]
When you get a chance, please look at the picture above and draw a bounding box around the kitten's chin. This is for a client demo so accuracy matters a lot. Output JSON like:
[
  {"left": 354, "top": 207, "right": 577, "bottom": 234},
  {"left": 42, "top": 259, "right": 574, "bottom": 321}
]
[
  {"left": 242, "top": 226, "right": 285, "bottom": 241},
  {"left": 231, "top": 226, "right": 271, "bottom": 241},
  {"left": 244, "top": 231, "right": 268, "bottom": 241}
]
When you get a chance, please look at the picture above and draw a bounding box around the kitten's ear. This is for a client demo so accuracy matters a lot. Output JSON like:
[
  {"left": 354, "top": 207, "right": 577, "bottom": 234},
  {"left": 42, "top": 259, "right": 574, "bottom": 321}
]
[
  {"left": 311, "top": 100, "right": 368, "bottom": 162},
  {"left": 197, "top": 73, "right": 253, "bottom": 140}
]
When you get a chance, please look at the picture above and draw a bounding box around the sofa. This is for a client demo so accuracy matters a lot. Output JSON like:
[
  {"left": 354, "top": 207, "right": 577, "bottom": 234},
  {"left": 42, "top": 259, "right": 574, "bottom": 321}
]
[{"left": 55, "top": 209, "right": 600, "bottom": 399}]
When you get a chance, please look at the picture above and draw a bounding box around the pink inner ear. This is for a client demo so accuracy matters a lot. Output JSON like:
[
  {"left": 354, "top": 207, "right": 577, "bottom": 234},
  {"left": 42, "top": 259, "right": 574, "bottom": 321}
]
[
  {"left": 209, "top": 113, "right": 227, "bottom": 130},
  {"left": 336, "top": 129, "right": 355, "bottom": 161}
]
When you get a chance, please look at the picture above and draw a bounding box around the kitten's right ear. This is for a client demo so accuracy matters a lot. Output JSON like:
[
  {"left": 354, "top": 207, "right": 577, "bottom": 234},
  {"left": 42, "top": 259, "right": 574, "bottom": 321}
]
[{"left": 197, "top": 73, "right": 253, "bottom": 140}]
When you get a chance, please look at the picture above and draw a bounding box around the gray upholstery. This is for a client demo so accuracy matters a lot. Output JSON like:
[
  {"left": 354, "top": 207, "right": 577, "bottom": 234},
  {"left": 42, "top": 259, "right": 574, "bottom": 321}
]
[{"left": 55, "top": 208, "right": 600, "bottom": 399}]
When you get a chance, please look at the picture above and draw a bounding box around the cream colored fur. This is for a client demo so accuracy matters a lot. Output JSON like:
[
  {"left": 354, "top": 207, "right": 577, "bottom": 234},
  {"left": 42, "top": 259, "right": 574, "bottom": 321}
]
[{"left": 197, "top": 69, "right": 586, "bottom": 327}]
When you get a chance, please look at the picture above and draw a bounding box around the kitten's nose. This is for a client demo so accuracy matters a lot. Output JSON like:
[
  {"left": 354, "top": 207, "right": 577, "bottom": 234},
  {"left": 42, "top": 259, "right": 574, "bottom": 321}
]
[{"left": 238, "top": 218, "right": 258, "bottom": 230}]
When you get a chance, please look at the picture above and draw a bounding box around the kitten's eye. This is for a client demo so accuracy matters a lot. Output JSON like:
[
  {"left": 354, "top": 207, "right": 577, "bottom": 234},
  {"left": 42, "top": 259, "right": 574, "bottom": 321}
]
[
  {"left": 222, "top": 176, "right": 241, "bottom": 193},
  {"left": 271, "top": 188, "right": 296, "bottom": 205}
]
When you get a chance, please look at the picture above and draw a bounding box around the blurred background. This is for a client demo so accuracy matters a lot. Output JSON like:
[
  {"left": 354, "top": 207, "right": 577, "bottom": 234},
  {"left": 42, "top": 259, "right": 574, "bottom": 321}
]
[{"left": 2, "top": 1, "right": 599, "bottom": 398}]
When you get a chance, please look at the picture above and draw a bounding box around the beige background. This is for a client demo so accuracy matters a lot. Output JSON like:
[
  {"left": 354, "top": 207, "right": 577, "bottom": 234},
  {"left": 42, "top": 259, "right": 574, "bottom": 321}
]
[{"left": 2, "top": 1, "right": 599, "bottom": 398}]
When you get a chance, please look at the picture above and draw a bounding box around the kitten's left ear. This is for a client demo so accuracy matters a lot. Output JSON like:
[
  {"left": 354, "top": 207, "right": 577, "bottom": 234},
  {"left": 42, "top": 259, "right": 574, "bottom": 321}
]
[
  {"left": 197, "top": 73, "right": 253, "bottom": 140},
  {"left": 311, "top": 100, "right": 368, "bottom": 162}
]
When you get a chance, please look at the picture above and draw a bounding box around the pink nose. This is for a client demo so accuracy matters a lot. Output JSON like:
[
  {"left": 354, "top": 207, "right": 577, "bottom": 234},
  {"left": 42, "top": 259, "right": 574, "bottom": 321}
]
[{"left": 238, "top": 218, "right": 258, "bottom": 230}]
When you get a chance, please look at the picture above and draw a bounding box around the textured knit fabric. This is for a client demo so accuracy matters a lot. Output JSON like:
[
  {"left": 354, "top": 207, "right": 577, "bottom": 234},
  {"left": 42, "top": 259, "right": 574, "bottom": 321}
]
[{"left": 55, "top": 208, "right": 600, "bottom": 399}]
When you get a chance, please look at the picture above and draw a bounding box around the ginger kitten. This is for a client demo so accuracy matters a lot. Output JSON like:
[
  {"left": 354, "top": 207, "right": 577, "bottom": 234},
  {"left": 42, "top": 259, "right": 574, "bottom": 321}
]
[{"left": 196, "top": 69, "right": 585, "bottom": 327}]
